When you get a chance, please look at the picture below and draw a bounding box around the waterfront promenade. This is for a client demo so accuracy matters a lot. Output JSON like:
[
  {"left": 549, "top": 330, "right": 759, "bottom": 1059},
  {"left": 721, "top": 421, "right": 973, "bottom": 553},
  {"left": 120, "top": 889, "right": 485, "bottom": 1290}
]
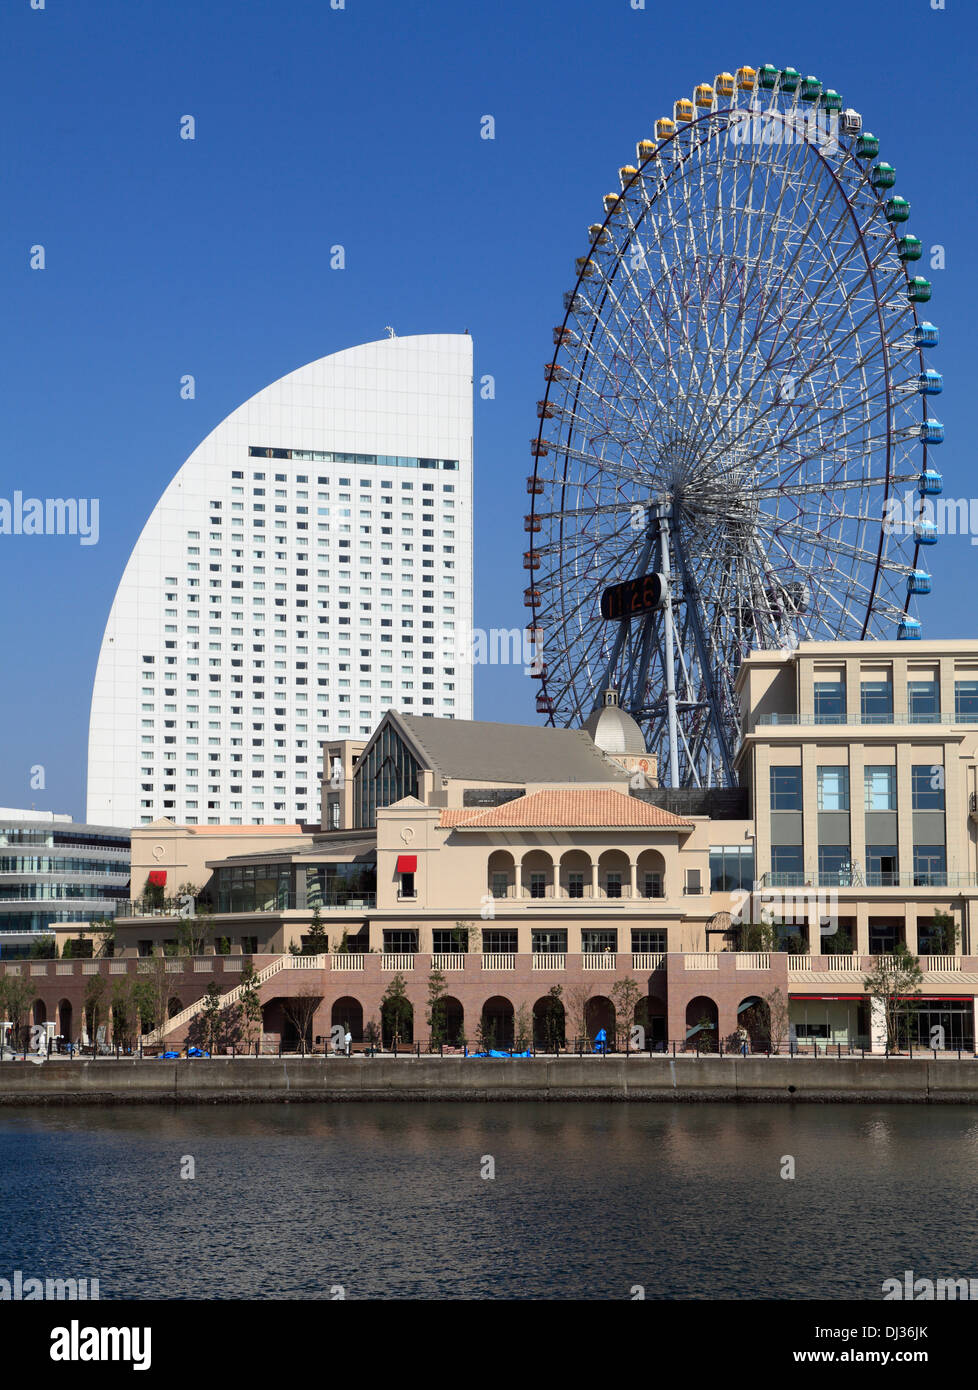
[{"left": 4, "top": 1054, "right": 978, "bottom": 1105}]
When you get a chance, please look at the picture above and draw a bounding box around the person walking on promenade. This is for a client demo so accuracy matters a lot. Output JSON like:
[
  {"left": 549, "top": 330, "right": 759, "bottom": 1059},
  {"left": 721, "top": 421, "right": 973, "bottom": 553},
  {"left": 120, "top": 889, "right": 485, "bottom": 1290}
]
[{"left": 737, "top": 1024, "right": 750, "bottom": 1057}]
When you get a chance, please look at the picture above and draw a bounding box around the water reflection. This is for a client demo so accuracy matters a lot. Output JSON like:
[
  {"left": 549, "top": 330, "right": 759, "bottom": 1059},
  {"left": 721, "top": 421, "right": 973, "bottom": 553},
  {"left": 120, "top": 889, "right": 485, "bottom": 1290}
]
[{"left": 0, "top": 1103, "right": 976, "bottom": 1300}]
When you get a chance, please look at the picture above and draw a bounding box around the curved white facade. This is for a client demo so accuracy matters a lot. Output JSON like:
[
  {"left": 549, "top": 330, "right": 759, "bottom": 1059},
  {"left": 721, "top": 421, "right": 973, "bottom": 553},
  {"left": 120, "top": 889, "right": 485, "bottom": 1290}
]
[{"left": 87, "top": 333, "right": 473, "bottom": 828}]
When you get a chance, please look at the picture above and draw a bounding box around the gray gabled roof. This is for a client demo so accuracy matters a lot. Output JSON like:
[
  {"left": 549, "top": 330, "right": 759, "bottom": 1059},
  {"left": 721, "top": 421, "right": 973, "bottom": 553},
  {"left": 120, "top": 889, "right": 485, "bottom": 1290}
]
[
  {"left": 208, "top": 831, "right": 376, "bottom": 869},
  {"left": 391, "top": 712, "right": 629, "bottom": 785}
]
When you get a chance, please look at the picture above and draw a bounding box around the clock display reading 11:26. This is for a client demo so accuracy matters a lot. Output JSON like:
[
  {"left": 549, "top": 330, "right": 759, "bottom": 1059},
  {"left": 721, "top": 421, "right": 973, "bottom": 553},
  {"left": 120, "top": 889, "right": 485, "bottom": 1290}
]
[{"left": 600, "top": 573, "right": 666, "bottom": 622}]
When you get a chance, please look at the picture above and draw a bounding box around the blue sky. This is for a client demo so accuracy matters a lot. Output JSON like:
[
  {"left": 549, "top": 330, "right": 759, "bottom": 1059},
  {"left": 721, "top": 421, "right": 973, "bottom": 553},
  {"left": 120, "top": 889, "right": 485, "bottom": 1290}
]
[{"left": 1, "top": 0, "right": 973, "bottom": 820}]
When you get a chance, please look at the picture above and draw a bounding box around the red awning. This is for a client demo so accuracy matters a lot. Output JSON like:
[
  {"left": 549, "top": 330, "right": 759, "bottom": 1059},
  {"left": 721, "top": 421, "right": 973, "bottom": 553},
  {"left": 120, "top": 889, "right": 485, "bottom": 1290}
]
[
  {"left": 396, "top": 855, "right": 417, "bottom": 874},
  {"left": 148, "top": 870, "right": 167, "bottom": 886},
  {"left": 790, "top": 994, "right": 864, "bottom": 1002},
  {"left": 791, "top": 993, "right": 973, "bottom": 1004}
]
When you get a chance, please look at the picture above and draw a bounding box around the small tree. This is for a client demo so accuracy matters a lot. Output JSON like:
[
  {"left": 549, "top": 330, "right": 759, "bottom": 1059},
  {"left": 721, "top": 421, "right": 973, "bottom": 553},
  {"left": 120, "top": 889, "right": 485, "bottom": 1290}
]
[
  {"left": 819, "top": 925, "right": 853, "bottom": 955},
  {"left": 281, "top": 986, "right": 322, "bottom": 1053},
  {"left": 110, "top": 976, "right": 138, "bottom": 1050},
  {"left": 924, "top": 909, "right": 959, "bottom": 956},
  {"left": 611, "top": 975, "right": 642, "bottom": 1050},
  {"left": 145, "top": 956, "right": 174, "bottom": 1034},
  {"left": 863, "top": 944, "right": 924, "bottom": 1050},
  {"left": 566, "top": 978, "right": 596, "bottom": 1049},
  {"left": 306, "top": 905, "right": 328, "bottom": 956},
  {"left": 93, "top": 919, "right": 116, "bottom": 958},
  {"left": 514, "top": 1001, "right": 532, "bottom": 1052},
  {"left": 238, "top": 962, "right": 262, "bottom": 1051},
  {"left": 177, "top": 902, "right": 214, "bottom": 958},
  {"left": 381, "top": 974, "right": 412, "bottom": 1047},
  {"left": 84, "top": 974, "right": 107, "bottom": 1047},
  {"left": 735, "top": 919, "right": 778, "bottom": 951},
  {"left": 764, "top": 987, "right": 790, "bottom": 1054},
  {"left": 540, "top": 984, "right": 565, "bottom": 1050},
  {"left": 475, "top": 1012, "right": 496, "bottom": 1052},
  {"left": 0, "top": 976, "right": 33, "bottom": 1050},
  {"left": 426, "top": 967, "right": 448, "bottom": 1048},
  {"left": 455, "top": 920, "right": 478, "bottom": 953},
  {"left": 200, "top": 982, "right": 223, "bottom": 1054},
  {"left": 132, "top": 979, "right": 157, "bottom": 1036}
]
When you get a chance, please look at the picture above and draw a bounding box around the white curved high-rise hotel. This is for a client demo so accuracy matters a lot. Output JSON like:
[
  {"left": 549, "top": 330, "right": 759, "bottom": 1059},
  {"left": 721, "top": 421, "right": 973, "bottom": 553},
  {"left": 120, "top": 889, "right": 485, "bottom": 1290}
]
[{"left": 87, "top": 333, "right": 473, "bottom": 827}]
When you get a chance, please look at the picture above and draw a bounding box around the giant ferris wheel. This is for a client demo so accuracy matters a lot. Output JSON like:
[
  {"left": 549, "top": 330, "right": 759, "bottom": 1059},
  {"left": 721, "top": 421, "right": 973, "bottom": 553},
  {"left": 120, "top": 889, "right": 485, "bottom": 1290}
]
[{"left": 525, "top": 64, "right": 944, "bottom": 788}]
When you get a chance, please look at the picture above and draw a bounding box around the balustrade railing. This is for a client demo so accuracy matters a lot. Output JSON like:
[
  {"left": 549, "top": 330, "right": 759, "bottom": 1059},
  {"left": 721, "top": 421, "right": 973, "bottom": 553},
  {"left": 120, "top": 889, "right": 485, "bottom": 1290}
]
[
  {"left": 684, "top": 953, "right": 718, "bottom": 970},
  {"left": 330, "top": 953, "right": 365, "bottom": 971},
  {"left": 631, "top": 953, "right": 666, "bottom": 971},
  {"left": 482, "top": 953, "right": 516, "bottom": 971},
  {"left": 532, "top": 954, "right": 566, "bottom": 970},
  {"left": 432, "top": 953, "right": 465, "bottom": 971},
  {"left": 380, "top": 953, "right": 415, "bottom": 971}
]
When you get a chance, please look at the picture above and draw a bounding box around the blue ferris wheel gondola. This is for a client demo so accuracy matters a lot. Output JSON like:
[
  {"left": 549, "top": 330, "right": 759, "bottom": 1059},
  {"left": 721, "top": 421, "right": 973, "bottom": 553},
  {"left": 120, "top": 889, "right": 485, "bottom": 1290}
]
[{"left": 914, "top": 518, "right": 939, "bottom": 545}]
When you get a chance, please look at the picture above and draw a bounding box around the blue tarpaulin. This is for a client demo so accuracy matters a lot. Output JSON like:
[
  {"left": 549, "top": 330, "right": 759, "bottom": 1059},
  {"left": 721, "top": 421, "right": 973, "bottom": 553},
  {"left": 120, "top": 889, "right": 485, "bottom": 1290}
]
[{"left": 466, "top": 1049, "right": 534, "bottom": 1059}]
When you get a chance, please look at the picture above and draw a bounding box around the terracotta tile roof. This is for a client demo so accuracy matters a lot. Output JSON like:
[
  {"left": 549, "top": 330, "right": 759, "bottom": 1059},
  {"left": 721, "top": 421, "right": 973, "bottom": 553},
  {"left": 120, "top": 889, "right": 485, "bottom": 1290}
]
[
  {"left": 439, "top": 789, "right": 692, "bottom": 830},
  {"left": 438, "top": 809, "right": 485, "bottom": 826}
]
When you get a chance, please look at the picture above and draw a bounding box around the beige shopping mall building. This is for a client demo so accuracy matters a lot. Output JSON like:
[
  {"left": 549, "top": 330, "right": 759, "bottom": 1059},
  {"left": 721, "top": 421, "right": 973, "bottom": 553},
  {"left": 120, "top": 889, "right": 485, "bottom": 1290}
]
[{"left": 17, "top": 639, "right": 978, "bottom": 1054}]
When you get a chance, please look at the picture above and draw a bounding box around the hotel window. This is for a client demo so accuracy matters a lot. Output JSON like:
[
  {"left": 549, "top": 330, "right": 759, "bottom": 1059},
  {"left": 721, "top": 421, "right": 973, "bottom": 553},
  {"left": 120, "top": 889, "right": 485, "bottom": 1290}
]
[
  {"left": 483, "top": 930, "right": 517, "bottom": 954},
  {"left": 913, "top": 845, "right": 947, "bottom": 886},
  {"left": 866, "top": 845, "right": 898, "bottom": 886},
  {"left": 643, "top": 871, "right": 664, "bottom": 899},
  {"left": 582, "top": 929, "right": 617, "bottom": 954},
  {"left": 817, "top": 766, "right": 849, "bottom": 811},
  {"left": 954, "top": 679, "right": 978, "bottom": 721},
  {"left": 709, "top": 846, "right": 754, "bottom": 892},
  {"left": 860, "top": 676, "right": 893, "bottom": 724},
  {"left": 566, "top": 871, "right": 585, "bottom": 899},
  {"left": 533, "top": 929, "right": 567, "bottom": 955},
  {"left": 770, "top": 766, "right": 802, "bottom": 811},
  {"left": 684, "top": 868, "right": 703, "bottom": 895},
  {"left": 908, "top": 677, "right": 940, "bottom": 722},
  {"left": 529, "top": 872, "right": 547, "bottom": 899},
  {"left": 491, "top": 872, "right": 509, "bottom": 899},
  {"left": 864, "top": 765, "right": 896, "bottom": 811},
  {"left": 604, "top": 872, "right": 622, "bottom": 899},
  {"left": 911, "top": 764, "right": 945, "bottom": 811},
  {"left": 433, "top": 927, "right": 468, "bottom": 954},
  {"left": 869, "top": 920, "right": 899, "bottom": 954},
  {"left": 813, "top": 679, "right": 845, "bottom": 723},
  {"left": 632, "top": 929, "right": 666, "bottom": 953},
  {"left": 383, "top": 929, "right": 418, "bottom": 954},
  {"left": 770, "top": 845, "right": 804, "bottom": 883},
  {"left": 817, "top": 845, "right": 852, "bottom": 885}
]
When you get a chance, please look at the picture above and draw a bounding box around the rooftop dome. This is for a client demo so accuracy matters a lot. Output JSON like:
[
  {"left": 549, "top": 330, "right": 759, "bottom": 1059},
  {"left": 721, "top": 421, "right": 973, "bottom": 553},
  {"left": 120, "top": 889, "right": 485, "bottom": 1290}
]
[{"left": 582, "top": 689, "right": 648, "bottom": 757}]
